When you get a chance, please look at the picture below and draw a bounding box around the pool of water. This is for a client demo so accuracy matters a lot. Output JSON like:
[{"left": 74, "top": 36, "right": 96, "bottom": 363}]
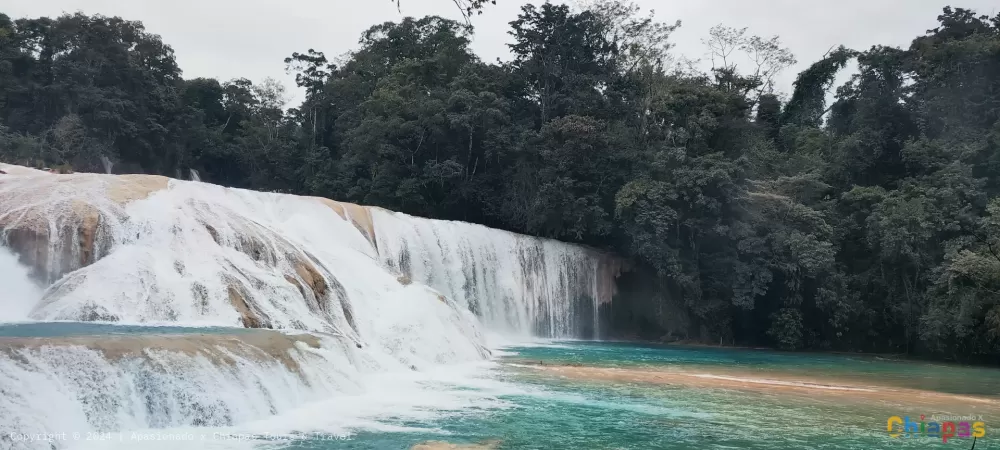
[
  {"left": 509, "top": 341, "right": 1000, "bottom": 396},
  {"left": 2, "top": 328, "right": 991, "bottom": 449},
  {"left": 253, "top": 341, "right": 999, "bottom": 449}
]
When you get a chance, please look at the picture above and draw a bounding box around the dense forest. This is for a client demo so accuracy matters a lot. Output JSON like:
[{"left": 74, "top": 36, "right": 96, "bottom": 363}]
[{"left": 1, "top": 2, "right": 999, "bottom": 361}]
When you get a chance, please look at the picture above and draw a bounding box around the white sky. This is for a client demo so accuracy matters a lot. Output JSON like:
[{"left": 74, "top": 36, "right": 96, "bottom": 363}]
[{"left": 3, "top": 0, "right": 999, "bottom": 105}]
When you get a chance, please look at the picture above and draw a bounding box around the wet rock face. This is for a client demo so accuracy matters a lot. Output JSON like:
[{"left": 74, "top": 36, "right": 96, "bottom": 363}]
[
  {"left": 199, "top": 212, "right": 353, "bottom": 329},
  {"left": 2, "top": 227, "right": 51, "bottom": 280},
  {"left": 0, "top": 171, "right": 168, "bottom": 283},
  {"left": 227, "top": 284, "right": 268, "bottom": 329},
  {"left": 294, "top": 259, "right": 329, "bottom": 300},
  {"left": 313, "top": 197, "right": 377, "bottom": 248},
  {"left": 0, "top": 166, "right": 366, "bottom": 333},
  {"left": 0, "top": 330, "right": 322, "bottom": 366},
  {"left": 1, "top": 203, "right": 102, "bottom": 284}
]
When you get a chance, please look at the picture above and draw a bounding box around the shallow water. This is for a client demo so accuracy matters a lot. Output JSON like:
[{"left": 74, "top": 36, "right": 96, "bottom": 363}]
[
  {"left": 278, "top": 341, "right": 999, "bottom": 449},
  {"left": 3, "top": 325, "right": 996, "bottom": 449},
  {"left": 0, "top": 322, "right": 251, "bottom": 338},
  {"left": 511, "top": 341, "right": 1000, "bottom": 396}
]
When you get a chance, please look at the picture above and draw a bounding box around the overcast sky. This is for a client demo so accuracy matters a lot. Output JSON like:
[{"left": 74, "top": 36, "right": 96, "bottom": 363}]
[{"left": 4, "top": 0, "right": 999, "bottom": 105}]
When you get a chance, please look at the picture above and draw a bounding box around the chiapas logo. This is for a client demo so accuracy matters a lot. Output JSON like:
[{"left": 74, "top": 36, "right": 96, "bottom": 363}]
[{"left": 887, "top": 415, "right": 986, "bottom": 443}]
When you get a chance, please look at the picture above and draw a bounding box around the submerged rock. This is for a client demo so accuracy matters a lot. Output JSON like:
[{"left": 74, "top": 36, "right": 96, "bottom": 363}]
[
  {"left": 0, "top": 329, "right": 322, "bottom": 369},
  {"left": 411, "top": 440, "right": 501, "bottom": 450}
]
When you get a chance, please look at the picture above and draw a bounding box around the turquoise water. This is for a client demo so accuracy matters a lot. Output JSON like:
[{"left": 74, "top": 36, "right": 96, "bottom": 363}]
[
  {"left": 0, "top": 321, "right": 251, "bottom": 337},
  {"left": 4, "top": 325, "right": 992, "bottom": 449},
  {"left": 511, "top": 341, "right": 1000, "bottom": 396},
  {"left": 265, "top": 341, "right": 1000, "bottom": 449}
]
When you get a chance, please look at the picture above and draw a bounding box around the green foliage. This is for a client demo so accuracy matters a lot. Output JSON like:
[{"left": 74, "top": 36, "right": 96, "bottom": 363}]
[
  {"left": 768, "top": 308, "right": 804, "bottom": 350},
  {"left": 508, "top": 3, "right": 619, "bottom": 123},
  {"left": 3, "top": 4, "right": 1000, "bottom": 361},
  {"left": 782, "top": 46, "right": 855, "bottom": 127},
  {"left": 1, "top": 12, "right": 182, "bottom": 173}
]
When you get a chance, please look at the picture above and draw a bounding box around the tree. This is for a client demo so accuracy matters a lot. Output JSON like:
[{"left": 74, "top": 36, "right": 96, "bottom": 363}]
[
  {"left": 390, "top": 0, "right": 497, "bottom": 22},
  {"left": 0, "top": 13, "right": 183, "bottom": 173},
  {"left": 782, "top": 46, "right": 855, "bottom": 127},
  {"left": 4, "top": 6, "right": 1000, "bottom": 361},
  {"left": 507, "top": 3, "right": 617, "bottom": 124},
  {"left": 703, "top": 24, "right": 796, "bottom": 106}
]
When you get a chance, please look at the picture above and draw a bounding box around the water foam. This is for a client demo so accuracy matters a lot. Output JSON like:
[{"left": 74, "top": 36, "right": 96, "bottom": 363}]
[
  {"left": 0, "top": 334, "right": 521, "bottom": 450},
  {"left": 373, "top": 209, "right": 621, "bottom": 339},
  {"left": 0, "top": 167, "right": 620, "bottom": 447},
  {"left": 0, "top": 247, "right": 41, "bottom": 321}
]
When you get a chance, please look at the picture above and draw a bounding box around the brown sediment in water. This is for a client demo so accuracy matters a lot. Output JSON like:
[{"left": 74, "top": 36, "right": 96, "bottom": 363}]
[
  {"left": 519, "top": 363, "right": 1000, "bottom": 413},
  {"left": 0, "top": 330, "right": 323, "bottom": 374},
  {"left": 411, "top": 440, "right": 501, "bottom": 450}
]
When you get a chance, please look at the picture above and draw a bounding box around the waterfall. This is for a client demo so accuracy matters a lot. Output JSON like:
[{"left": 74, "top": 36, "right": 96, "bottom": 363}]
[
  {"left": 371, "top": 209, "right": 622, "bottom": 339},
  {"left": 190, "top": 169, "right": 201, "bottom": 182},
  {"left": 100, "top": 156, "right": 114, "bottom": 174},
  {"left": 0, "top": 168, "right": 620, "bottom": 338},
  {"left": 0, "top": 332, "right": 354, "bottom": 435},
  {"left": 0, "top": 328, "right": 520, "bottom": 449},
  {"left": 0, "top": 247, "right": 40, "bottom": 321},
  {"left": 0, "top": 164, "right": 621, "bottom": 447}
]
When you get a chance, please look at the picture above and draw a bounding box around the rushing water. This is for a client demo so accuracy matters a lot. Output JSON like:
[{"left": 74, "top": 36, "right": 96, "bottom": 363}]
[
  {"left": 372, "top": 210, "right": 620, "bottom": 339},
  {"left": 0, "top": 168, "right": 618, "bottom": 449},
  {"left": 0, "top": 247, "right": 41, "bottom": 321},
  {"left": 2, "top": 167, "right": 997, "bottom": 450},
  {"left": 0, "top": 169, "right": 617, "bottom": 336}
]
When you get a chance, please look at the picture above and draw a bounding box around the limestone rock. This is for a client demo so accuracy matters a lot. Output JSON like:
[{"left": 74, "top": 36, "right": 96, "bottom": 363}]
[
  {"left": 227, "top": 284, "right": 268, "bottom": 329},
  {"left": 411, "top": 440, "right": 501, "bottom": 450},
  {"left": 0, "top": 169, "right": 167, "bottom": 282},
  {"left": 313, "top": 197, "right": 377, "bottom": 247},
  {"left": 0, "top": 163, "right": 49, "bottom": 176},
  {"left": 0, "top": 330, "right": 323, "bottom": 374},
  {"left": 294, "top": 259, "right": 329, "bottom": 300}
]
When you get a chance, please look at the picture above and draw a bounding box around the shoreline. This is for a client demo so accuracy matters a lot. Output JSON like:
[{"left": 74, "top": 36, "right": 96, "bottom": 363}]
[{"left": 512, "top": 361, "right": 1000, "bottom": 415}]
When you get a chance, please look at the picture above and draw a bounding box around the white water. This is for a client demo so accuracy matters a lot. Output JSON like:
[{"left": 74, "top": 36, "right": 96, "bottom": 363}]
[
  {"left": 100, "top": 156, "right": 114, "bottom": 175},
  {"left": 373, "top": 209, "right": 619, "bottom": 339},
  {"left": 0, "top": 334, "right": 531, "bottom": 450},
  {"left": 0, "top": 338, "right": 352, "bottom": 437},
  {"left": 0, "top": 247, "right": 40, "bottom": 321},
  {"left": 0, "top": 168, "right": 619, "bottom": 448}
]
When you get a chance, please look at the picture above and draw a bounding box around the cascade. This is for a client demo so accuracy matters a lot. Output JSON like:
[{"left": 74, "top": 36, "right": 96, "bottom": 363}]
[
  {"left": 372, "top": 209, "right": 623, "bottom": 338},
  {"left": 0, "top": 164, "right": 622, "bottom": 447},
  {"left": 0, "top": 247, "right": 40, "bottom": 321},
  {"left": 100, "top": 155, "right": 114, "bottom": 175}
]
